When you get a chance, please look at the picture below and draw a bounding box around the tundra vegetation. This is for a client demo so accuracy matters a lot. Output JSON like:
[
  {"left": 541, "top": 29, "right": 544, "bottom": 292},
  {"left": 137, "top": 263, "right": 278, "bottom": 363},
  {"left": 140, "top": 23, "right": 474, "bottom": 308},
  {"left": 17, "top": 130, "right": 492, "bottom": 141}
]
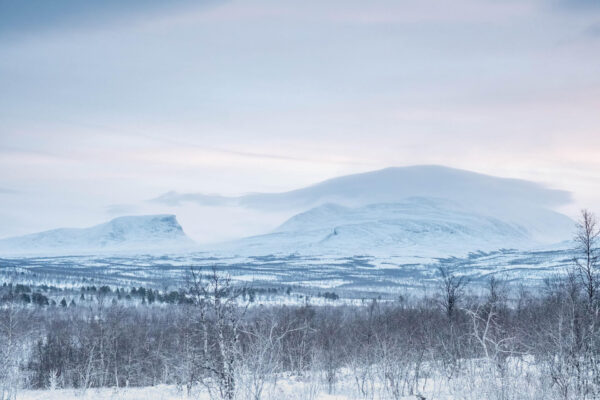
[{"left": 0, "top": 210, "right": 599, "bottom": 400}]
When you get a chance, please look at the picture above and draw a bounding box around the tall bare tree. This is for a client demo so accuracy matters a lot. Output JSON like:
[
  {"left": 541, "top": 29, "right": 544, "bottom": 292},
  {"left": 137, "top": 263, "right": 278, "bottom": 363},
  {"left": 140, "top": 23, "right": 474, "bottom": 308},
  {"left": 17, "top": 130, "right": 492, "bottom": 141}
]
[
  {"left": 0, "top": 295, "right": 25, "bottom": 400},
  {"left": 189, "top": 267, "right": 247, "bottom": 400},
  {"left": 438, "top": 266, "right": 467, "bottom": 320},
  {"left": 574, "top": 209, "right": 600, "bottom": 307}
]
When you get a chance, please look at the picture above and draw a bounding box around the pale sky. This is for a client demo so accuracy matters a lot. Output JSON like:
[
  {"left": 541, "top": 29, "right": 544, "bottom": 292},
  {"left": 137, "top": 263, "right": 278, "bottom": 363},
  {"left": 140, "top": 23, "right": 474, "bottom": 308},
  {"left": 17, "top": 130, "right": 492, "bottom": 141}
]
[{"left": 1, "top": 0, "right": 599, "bottom": 242}]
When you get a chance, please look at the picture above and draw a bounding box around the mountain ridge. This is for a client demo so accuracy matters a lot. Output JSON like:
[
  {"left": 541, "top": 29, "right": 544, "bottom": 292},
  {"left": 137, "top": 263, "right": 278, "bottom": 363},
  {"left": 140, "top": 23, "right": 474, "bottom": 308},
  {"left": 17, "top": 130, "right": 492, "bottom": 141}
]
[{"left": 0, "top": 214, "right": 194, "bottom": 255}]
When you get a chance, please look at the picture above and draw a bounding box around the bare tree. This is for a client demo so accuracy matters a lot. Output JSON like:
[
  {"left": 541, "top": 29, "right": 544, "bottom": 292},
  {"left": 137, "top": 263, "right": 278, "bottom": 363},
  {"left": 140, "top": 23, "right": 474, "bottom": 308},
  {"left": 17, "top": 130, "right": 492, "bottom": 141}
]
[
  {"left": 0, "top": 294, "right": 28, "bottom": 400},
  {"left": 0, "top": 311, "right": 18, "bottom": 400},
  {"left": 574, "top": 209, "right": 600, "bottom": 307},
  {"left": 238, "top": 308, "right": 307, "bottom": 400},
  {"left": 438, "top": 267, "right": 467, "bottom": 320},
  {"left": 189, "top": 267, "right": 247, "bottom": 400}
]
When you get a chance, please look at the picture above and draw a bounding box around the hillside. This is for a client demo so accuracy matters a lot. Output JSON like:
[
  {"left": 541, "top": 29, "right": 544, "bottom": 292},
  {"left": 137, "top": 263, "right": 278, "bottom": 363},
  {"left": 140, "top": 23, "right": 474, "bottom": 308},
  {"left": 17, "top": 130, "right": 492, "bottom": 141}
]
[{"left": 221, "top": 197, "right": 573, "bottom": 257}]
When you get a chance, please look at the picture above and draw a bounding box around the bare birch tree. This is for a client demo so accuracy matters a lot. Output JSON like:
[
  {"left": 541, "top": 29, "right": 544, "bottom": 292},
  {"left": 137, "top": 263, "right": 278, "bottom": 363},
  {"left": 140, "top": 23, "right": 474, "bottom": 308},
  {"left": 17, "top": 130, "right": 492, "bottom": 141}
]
[{"left": 574, "top": 209, "right": 600, "bottom": 307}]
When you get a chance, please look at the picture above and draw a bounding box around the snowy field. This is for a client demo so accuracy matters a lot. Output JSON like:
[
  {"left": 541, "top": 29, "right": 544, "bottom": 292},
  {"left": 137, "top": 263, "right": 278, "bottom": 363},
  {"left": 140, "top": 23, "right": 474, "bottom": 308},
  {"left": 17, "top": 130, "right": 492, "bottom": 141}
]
[
  {"left": 16, "top": 386, "right": 440, "bottom": 400},
  {"left": 18, "top": 384, "right": 398, "bottom": 400},
  {"left": 16, "top": 357, "right": 549, "bottom": 400}
]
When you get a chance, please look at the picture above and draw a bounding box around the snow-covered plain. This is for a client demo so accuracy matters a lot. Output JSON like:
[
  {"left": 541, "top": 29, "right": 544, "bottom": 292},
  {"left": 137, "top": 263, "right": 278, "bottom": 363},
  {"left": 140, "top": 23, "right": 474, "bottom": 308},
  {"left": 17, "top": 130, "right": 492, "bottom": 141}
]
[{"left": 0, "top": 243, "right": 575, "bottom": 301}]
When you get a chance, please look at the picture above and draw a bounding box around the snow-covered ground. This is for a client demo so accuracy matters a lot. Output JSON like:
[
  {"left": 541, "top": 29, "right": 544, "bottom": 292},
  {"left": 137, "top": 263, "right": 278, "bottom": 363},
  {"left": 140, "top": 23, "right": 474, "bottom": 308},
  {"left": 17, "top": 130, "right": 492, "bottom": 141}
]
[
  {"left": 16, "top": 357, "right": 548, "bottom": 400},
  {"left": 19, "top": 385, "right": 358, "bottom": 400},
  {"left": 17, "top": 385, "right": 421, "bottom": 400}
]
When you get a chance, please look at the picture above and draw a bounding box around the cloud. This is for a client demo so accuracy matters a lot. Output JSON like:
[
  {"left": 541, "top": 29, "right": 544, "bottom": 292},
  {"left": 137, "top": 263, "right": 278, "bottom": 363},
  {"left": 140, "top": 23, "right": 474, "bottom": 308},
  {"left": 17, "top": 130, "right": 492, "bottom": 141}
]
[
  {"left": 150, "top": 191, "right": 237, "bottom": 207},
  {"left": 150, "top": 166, "right": 573, "bottom": 212},
  {"left": 584, "top": 22, "right": 600, "bottom": 36},
  {"left": 105, "top": 203, "right": 141, "bottom": 216},
  {"left": 554, "top": 0, "right": 600, "bottom": 10},
  {"left": 0, "top": 0, "right": 221, "bottom": 37},
  {"left": 0, "top": 187, "right": 16, "bottom": 194}
]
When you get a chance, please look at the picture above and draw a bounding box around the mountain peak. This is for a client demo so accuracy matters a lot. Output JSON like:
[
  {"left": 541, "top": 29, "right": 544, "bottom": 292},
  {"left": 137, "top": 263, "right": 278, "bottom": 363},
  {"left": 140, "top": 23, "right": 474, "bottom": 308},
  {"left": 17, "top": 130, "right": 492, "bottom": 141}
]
[{"left": 0, "top": 214, "right": 194, "bottom": 256}]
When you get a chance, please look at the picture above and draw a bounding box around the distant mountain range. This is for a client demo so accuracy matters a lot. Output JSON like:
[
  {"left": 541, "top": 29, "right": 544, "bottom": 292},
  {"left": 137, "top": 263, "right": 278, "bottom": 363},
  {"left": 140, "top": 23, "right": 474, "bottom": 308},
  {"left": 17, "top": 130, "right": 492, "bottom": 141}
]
[
  {"left": 0, "top": 215, "right": 194, "bottom": 255},
  {"left": 0, "top": 166, "right": 576, "bottom": 257}
]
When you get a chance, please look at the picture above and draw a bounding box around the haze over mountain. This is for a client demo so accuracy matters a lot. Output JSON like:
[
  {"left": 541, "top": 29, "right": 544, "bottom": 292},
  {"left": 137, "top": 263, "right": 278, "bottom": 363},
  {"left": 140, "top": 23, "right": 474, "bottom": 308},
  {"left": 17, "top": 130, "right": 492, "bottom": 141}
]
[
  {"left": 153, "top": 165, "right": 570, "bottom": 211},
  {"left": 0, "top": 215, "right": 194, "bottom": 255}
]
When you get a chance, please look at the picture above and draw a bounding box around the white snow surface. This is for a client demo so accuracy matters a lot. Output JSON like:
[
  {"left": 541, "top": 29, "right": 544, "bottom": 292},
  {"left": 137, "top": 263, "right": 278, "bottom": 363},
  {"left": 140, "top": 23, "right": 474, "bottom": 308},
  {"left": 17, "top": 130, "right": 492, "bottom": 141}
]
[{"left": 16, "top": 357, "right": 547, "bottom": 400}]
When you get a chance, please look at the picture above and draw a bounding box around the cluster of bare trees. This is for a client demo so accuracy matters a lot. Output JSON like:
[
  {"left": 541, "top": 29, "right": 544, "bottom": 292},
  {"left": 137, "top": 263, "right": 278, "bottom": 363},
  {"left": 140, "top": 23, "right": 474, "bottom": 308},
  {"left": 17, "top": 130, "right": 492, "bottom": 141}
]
[
  {"left": 0, "top": 300, "right": 30, "bottom": 400},
  {"left": 0, "top": 210, "right": 599, "bottom": 400}
]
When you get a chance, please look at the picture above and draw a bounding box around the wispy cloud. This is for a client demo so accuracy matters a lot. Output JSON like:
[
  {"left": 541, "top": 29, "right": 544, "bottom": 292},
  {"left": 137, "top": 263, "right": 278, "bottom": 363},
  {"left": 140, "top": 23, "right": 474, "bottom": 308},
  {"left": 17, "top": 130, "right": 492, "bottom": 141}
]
[
  {"left": 150, "top": 192, "right": 237, "bottom": 207},
  {"left": 0, "top": 187, "right": 16, "bottom": 194},
  {"left": 105, "top": 204, "right": 141, "bottom": 216},
  {"left": 557, "top": 0, "right": 600, "bottom": 9},
  {"left": 584, "top": 22, "right": 600, "bottom": 36},
  {"left": 0, "top": 0, "right": 221, "bottom": 38}
]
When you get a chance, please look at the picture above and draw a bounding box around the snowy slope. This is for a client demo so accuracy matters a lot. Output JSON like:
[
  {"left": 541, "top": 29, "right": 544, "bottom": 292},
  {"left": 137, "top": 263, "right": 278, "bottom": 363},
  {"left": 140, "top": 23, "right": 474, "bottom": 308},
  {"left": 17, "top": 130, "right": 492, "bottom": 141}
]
[
  {"left": 0, "top": 215, "right": 194, "bottom": 255},
  {"left": 220, "top": 198, "right": 574, "bottom": 257}
]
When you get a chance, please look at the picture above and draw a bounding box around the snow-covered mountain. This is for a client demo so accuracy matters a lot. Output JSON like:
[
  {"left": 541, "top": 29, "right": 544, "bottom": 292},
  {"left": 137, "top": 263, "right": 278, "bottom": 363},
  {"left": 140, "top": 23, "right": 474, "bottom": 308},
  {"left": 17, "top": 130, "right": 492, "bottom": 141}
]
[
  {"left": 0, "top": 215, "right": 194, "bottom": 255},
  {"left": 3, "top": 166, "right": 574, "bottom": 258},
  {"left": 222, "top": 197, "right": 574, "bottom": 257}
]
